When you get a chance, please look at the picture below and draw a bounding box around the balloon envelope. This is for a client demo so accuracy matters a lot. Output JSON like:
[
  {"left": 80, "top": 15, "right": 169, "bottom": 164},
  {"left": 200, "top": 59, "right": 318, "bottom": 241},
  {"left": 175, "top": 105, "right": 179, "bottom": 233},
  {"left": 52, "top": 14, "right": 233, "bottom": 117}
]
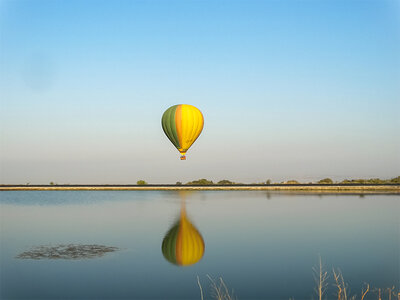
[{"left": 161, "top": 104, "right": 204, "bottom": 159}]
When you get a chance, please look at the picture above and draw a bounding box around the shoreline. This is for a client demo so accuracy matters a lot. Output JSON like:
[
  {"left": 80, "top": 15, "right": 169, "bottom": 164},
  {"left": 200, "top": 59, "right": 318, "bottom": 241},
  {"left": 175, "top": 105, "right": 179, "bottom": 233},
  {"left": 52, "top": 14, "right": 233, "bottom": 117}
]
[{"left": 0, "top": 185, "right": 399, "bottom": 193}]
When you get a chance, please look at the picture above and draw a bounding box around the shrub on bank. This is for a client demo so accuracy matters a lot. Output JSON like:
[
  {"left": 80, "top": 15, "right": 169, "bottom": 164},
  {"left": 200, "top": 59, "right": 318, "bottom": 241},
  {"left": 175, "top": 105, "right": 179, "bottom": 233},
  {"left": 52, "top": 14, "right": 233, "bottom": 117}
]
[
  {"left": 186, "top": 179, "right": 214, "bottom": 185},
  {"left": 318, "top": 178, "right": 334, "bottom": 184},
  {"left": 217, "top": 180, "right": 235, "bottom": 185},
  {"left": 286, "top": 180, "right": 300, "bottom": 184}
]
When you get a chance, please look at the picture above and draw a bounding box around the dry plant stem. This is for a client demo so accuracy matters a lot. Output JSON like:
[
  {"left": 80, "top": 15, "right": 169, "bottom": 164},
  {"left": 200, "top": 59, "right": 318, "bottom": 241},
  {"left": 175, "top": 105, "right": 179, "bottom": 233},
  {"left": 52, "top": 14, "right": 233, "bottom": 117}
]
[
  {"left": 333, "top": 268, "right": 352, "bottom": 300},
  {"left": 197, "top": 276, "right": 204, "bottom": 300},
  {"left": 313, "top": 256, "right": 328, "bottom": 300},
  {"left": 342, "top": 275, "right": 348, "bottom": 300},
  {"left": 386, "top": 286, "right": 395, "bottom": 300},
  {"left": 360, "top": 283, "right": 369, "bottom": 300},
  {"left": 206, "top": 275, "right": 236, "bottom": 300},
  {"left": 220, "top": 278, "right": 231, "bottom": 299},
  {"left": 333, "top": 269, "right": 343, "bottom": 300},
  {"left": 207, "top": 275, "right": 223, "bottom": 300}
]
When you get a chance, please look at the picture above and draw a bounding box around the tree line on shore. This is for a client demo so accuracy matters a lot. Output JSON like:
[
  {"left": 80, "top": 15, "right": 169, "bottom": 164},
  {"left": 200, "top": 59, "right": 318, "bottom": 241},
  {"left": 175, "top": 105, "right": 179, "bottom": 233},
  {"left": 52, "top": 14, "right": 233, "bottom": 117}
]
[
  {"left": 135, "top": 176, "right": 400, "bottom": 186},
  {"left": 14, "top": 176, "right": 398, "bottom": 186}
]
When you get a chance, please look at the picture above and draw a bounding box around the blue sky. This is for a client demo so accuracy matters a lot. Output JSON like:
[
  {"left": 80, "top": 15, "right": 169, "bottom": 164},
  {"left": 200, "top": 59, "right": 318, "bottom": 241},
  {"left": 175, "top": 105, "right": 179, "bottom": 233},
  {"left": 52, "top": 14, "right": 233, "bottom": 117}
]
[{"left": 1, "top": 0, "right": 399, "bottom": 184}]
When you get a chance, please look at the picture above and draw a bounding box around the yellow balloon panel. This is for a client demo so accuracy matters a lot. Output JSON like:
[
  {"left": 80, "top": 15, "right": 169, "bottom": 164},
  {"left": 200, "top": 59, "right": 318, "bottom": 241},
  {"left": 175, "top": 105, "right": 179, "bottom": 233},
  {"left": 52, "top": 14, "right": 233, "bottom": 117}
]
[{"left": 175, "top": 104, "right": 204, "bottom": 153}]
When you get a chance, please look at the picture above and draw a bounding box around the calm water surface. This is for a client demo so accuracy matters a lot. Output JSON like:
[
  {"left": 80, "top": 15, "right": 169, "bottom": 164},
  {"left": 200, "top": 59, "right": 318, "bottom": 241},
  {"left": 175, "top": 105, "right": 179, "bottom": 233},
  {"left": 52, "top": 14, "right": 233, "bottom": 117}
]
[{"left": 0, "top": 191, "right": 399, "bottom": 299}]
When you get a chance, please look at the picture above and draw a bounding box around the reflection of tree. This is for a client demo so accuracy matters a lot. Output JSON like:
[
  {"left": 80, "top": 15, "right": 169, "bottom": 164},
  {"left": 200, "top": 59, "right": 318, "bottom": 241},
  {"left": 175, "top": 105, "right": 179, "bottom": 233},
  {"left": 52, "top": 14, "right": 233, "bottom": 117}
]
[
  {"left": 162, "top": 194, "right": 205, "bottom": 266},
  {"left": 16, "top": 244, "right": 118, "bottom": 260}
]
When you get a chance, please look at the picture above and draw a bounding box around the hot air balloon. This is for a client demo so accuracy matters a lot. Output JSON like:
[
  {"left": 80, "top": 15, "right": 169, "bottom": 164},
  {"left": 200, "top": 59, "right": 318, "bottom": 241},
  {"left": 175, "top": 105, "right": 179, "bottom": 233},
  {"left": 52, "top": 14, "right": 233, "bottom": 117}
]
[
  {"left": 161, "top": 202, "right": 205, "bottom": 266},
  {"left": 161, "top": 104, "right": 204, "bottom": 160}
]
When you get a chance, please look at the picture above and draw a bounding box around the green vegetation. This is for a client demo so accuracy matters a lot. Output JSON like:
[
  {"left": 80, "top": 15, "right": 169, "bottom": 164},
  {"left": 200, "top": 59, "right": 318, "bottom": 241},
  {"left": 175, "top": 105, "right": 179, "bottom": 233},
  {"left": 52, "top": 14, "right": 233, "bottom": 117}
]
[
  {"left": 341, "top": 176, "right": 400, "bottom": 184},
  {"left": 286, "top": 180, "right": 300, "bottom": 184},
  {"left": 391, "top": 176, "right": 400, "bottom": 183},
  {"left": 217, "top": 180, "right": 236, "bottom": 185},
  {"left": 318, "top": 178, "right": 334, "bottom": 184},
  {"left": 181, "top": 176, "right": 399, "bottom": 186},
  {"left": 185, "top": 179, "right": 242, "bottom": 185},
  {"left": 4, "top": 176, "right": 398, "bottom": 189},
  {"left": 186, "top": 179, "right": 214, "bottom": 185}
]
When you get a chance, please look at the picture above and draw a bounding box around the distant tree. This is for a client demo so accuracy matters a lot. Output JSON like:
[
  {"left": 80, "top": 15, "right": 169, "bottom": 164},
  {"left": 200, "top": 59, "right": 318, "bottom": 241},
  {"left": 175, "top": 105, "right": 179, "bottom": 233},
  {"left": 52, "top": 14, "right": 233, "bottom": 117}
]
[
  {"left": 217, "top": 180, "right": 235, "bottom": 185},
  {"left": 286, "top": 180, "right": 300, "bottom": 184},
  {"left": 49, "top": 182, "right": 54, "bottom": 185},
  {"left": 365, "top": 178, "right": 384, "bottom": 184},
  {"left": 318, "top": 178, "right": 333, "bottom": 184},
  {"left": 176, "top": 181, "right": 182, "bottom": 185},
  {"left": 137, "top": 180, "right": 147, "bottom": 185},
  {"left": 338, "top": 177, "right": 400, "bottom": 184},
  {"left": 350, "top": 179, "right": 366, "bottom": 184},
  {"left": 266, "top": 179, "right": 271, "bottom": 185},
  {"left": 390, "top": 176, "right": 400, "bottom": 184},
  {"left": 186, "top": 179, "right": 213, "bottom": 185}
]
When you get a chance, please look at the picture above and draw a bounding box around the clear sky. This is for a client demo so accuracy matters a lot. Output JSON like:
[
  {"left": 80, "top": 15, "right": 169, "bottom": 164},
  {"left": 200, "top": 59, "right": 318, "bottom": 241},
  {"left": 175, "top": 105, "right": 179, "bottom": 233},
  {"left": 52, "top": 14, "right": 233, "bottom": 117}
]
[{"left": 1, "top": 0, "right": 399, "bottom": 184}]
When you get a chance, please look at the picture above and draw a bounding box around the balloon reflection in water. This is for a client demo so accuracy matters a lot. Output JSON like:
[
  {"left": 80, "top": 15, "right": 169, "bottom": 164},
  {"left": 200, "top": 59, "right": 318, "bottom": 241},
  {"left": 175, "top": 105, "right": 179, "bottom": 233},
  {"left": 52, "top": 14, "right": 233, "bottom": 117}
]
[{"left": 162, "top": 199, "right": 205, "bottom": 266}]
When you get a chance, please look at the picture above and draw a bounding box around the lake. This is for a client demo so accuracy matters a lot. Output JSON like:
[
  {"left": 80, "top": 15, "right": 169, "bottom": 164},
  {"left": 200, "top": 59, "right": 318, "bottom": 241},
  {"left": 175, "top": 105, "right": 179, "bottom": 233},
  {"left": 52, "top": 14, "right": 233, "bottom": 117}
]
[{"left": 0, "top": 191, "right": 398, "bottom": 299}]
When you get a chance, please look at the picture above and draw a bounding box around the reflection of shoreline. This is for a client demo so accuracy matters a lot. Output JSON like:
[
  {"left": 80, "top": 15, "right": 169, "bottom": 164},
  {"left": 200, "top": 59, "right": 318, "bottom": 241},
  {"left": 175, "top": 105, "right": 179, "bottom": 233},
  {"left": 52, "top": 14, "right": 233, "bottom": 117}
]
[{"left": 1, "top": 185, "right": 399, "bottom": 193}]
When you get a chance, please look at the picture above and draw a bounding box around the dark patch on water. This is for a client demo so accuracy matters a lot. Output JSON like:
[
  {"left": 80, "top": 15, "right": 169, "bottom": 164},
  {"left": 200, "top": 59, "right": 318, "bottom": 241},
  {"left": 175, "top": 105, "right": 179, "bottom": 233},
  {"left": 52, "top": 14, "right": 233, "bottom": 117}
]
[{"left": 16, "top": 244, "right": 119, "bottom": 260}]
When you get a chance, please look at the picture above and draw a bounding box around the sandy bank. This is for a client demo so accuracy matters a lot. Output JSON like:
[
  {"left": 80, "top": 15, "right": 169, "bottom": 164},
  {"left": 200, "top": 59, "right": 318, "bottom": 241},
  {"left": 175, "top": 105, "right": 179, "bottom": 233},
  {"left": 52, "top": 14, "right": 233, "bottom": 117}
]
[{"left": 0, "top": 185, "right": 399, "bottom": 193}]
